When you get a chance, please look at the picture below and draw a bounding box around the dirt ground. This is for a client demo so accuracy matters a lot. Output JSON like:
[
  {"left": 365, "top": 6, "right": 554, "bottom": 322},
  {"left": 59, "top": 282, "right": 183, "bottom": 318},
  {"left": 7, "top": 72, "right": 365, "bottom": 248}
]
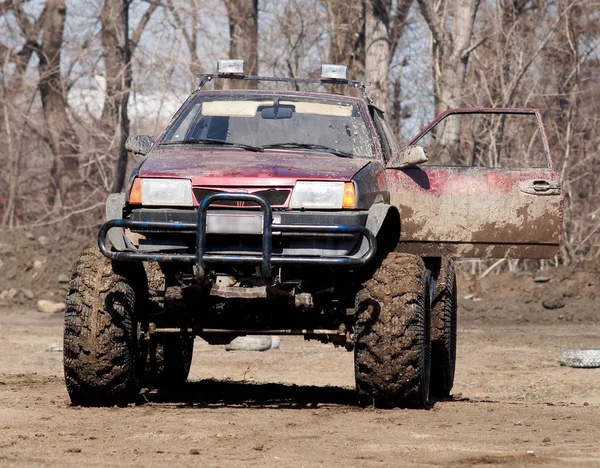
[{"left": 1, "top": 230, "right": 600, "bottom": 467}]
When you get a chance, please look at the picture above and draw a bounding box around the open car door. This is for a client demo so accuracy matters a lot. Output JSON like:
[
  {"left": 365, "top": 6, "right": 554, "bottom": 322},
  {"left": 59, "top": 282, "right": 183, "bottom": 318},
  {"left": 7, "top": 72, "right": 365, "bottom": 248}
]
[{"left": 386, "top": 109, "right": 563, "bottom": 258}]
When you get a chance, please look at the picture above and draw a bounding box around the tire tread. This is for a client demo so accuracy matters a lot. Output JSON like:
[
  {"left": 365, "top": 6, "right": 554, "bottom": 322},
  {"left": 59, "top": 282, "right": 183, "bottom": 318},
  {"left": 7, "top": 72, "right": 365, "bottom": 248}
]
[{"left": 354, "top": 252, "right": 431, "bottom": 408}]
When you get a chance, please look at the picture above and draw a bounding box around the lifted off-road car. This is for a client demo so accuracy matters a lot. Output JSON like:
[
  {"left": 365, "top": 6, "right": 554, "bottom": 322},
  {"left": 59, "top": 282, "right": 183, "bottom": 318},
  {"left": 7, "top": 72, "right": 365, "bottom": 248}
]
[{"left": 64, "top": 61, "right": 563, "bottom": 408}]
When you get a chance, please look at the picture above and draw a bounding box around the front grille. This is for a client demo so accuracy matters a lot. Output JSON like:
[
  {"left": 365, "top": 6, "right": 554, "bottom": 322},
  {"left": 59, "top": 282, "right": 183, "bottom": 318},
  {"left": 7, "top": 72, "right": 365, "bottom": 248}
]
[{"left": 193, "top": 188, "right": 291, "bottom": 207}]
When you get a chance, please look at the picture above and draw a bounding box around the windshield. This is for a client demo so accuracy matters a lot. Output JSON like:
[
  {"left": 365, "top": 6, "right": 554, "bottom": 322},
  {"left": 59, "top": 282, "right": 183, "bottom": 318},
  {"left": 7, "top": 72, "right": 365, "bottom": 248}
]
[{"left": 160, "top": 94, "right": 376, "bottom": 158}]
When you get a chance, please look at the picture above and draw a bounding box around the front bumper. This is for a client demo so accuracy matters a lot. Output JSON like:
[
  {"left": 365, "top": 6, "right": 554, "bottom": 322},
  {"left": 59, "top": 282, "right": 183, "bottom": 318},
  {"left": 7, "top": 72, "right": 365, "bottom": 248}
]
[{"left": 98, "top": 193, "right": 377, "bottom": 279}]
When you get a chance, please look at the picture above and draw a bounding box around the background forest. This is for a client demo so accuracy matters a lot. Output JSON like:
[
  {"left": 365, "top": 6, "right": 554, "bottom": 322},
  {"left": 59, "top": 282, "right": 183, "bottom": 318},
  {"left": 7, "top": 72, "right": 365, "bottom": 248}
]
[{"left": 0, "top": 0, "right": 598, "bottom": 267}]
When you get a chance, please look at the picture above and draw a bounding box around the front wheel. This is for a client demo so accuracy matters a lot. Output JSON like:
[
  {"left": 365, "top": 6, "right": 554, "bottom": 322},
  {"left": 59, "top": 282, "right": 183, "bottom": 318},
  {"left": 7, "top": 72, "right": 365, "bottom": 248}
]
[
  {"left": 354, "top": 252, "right": 431, "bottom": 408},
  {"left": 63, "top": 248, "right": 147, "bottom": 406}
]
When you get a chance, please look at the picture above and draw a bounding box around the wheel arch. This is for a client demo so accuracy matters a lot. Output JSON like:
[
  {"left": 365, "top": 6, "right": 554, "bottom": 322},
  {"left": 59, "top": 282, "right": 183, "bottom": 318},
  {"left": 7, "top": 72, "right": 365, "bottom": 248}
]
[{"left": 366, "top": 203, "right": 400, "bottom": 256}]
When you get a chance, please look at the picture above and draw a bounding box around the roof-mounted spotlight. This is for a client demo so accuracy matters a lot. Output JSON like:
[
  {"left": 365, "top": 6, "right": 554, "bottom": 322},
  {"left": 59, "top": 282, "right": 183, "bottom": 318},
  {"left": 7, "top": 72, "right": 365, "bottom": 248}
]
[
  {"left": 217, "top": 59, "right": 245, "bottom": 75},
  {"left": 321, "top": 64, "right": 347, "bottom": 80}
]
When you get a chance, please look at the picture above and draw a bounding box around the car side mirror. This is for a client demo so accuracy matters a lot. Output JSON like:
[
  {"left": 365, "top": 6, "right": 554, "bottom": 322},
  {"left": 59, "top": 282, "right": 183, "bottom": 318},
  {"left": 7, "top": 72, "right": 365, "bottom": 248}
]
[
  {"left": 386, "top": 145, "right": 428, "bottom": 169},
  {"left": 125, "top": 134, "right": 155, "bottom": 156}
]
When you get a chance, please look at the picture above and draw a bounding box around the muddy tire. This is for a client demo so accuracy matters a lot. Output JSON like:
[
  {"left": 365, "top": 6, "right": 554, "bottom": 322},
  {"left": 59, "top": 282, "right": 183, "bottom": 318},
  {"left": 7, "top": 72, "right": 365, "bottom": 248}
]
[
  {"left": 430, "top": 258, "right": 457, "bottom": 398},
  {"left": 63, "top": 248, "right": 148, "bottom": 406},
  {"left": 151, "top": 337, "right": 194, "bottom": 387},
  {"left": 354, "top": 252, "right": 431, "bottom": 408},
  {"left": 144, "top": 262, "right": 193, "bottom": 388}
]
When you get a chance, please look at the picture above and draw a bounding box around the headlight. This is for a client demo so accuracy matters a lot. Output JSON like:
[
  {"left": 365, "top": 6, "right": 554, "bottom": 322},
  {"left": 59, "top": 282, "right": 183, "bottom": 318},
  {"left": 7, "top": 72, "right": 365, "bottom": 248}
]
[
  {"left": 290, "top": 181, "right": 356, "bottom": 209},
  {"left": 129, "top": 178, "right": 193, "bottom": 206}
]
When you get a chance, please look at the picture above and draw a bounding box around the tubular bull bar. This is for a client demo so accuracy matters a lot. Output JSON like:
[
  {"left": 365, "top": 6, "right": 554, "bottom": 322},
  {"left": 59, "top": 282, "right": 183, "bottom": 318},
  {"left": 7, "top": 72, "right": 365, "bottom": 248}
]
[{"left": 98, "top": 193, "right": 377, "bottom": 279}]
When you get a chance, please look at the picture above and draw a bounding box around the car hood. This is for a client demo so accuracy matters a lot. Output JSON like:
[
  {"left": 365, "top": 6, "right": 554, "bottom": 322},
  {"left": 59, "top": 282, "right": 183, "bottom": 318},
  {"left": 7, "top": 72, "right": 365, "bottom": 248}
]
[{"left": 138, "top": 147, "right": 370, "bottom": 186}]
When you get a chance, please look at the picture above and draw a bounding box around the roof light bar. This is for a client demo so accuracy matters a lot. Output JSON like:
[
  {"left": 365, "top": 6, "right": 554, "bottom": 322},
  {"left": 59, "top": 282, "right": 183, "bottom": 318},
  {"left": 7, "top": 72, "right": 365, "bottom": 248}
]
[
  {"left": 217, "top": 59, "right": 244, "bottom": 74},
  {"left": 321, "top": 64, "right": 347, "bottom": 80},
  {"left": 196, "top": 61, "right": 372, "bottom": 103}
]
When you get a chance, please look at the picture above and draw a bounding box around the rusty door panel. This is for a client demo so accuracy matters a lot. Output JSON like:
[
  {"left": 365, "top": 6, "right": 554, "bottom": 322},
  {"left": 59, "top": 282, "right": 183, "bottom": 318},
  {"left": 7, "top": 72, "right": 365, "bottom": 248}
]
[{"left": 387, "top": 167, "right": 563, "bottom": 259}]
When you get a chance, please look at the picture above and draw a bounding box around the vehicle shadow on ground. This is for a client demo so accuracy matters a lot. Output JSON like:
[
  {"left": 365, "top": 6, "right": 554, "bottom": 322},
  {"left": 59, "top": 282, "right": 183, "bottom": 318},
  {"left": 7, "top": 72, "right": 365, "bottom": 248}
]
[{"left": 144, "top": 379, "right": 358, "bottom": 409}]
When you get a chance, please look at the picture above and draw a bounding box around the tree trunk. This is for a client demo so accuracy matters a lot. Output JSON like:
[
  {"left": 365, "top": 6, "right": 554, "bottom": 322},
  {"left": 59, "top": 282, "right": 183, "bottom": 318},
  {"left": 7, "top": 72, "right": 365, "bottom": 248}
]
[
  {"left": 38, "top": 0, "right": 79, "bottom": 207},
  {"left": 164, "top": 0, "right": 200, "bottom": 89},
  {"left": 100, "top": 0, "right": 131, "bottom": 193},
  {"left": 325, "top": 0, "right": 365, "bottom": 89},
  {"left": 418, "top": 0, "right": 480, "bottom": 163},
  {"left": 364, "top": 0, "right": 412, "bottom": 114},
  {"left": 224, "top": 0, "right": 259, "bottom": 89},
  {"left": 365, "top": 0, "right": 391, "bottom": 112}
]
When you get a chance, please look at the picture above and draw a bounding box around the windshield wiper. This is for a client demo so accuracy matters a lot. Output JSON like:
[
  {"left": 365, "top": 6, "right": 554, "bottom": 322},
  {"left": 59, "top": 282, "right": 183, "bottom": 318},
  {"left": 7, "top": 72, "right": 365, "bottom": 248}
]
[
  {"left": 163, "top": 138, "right": 264, "bottom": 152},
  {"left": 263, "top": 142, "right": 353, "bottom": 158}
]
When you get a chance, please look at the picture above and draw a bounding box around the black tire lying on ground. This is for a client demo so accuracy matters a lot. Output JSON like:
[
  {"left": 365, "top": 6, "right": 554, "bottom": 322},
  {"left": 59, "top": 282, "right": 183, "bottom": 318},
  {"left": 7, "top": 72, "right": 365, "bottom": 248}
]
[
  {"left": 64, "top": 248, "right": 148, "bottom": 406},
  {"left": 354, "top": 252, "right": 431, "bottom": 409},
  {"left": 430, "top": 258, "right": 457, "bottom": 398}
]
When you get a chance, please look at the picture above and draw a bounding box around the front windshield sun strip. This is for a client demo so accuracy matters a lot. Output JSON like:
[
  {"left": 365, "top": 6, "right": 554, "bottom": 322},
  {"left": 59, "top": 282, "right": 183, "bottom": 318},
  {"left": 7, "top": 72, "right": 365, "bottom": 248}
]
[{"left": 196, "top": 73, "right": 372, "bottom": 103}]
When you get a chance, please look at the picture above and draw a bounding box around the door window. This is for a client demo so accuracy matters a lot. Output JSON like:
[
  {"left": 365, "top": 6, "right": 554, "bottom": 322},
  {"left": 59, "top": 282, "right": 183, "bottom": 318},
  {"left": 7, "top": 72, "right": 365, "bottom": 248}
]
[{"left": 411, "top": 111, "right": 550, "bottom": 168}]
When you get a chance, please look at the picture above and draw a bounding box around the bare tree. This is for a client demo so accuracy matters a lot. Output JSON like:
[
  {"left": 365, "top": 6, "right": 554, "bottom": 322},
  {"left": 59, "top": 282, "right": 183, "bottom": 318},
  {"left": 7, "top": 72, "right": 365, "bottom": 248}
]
[
  {"left": 417, "top": 0, "right": 481, "bottom": 162},
  {"left": 223, "top": 0, "right": 259, "bottom": 88},
  {"left": 38, "top": 0, "right": 80, "bottom": 206},
  {"left": 364, "top": 0, "right": 412, "bottom": 113},
  {"left": 324, "top": 0, "right": 365, "bottom": 84},
  {"left": 162, "top": 0, "right": 203, "bottom": 88},
  {"left": 101, "top": 0, "right": 156, "bottom": 193},
  {"left": 0, "top": 2, "right": 48, "bottom": 225},
  {"left": 262, "top": 0, "right": 327, "bottom": 83}
]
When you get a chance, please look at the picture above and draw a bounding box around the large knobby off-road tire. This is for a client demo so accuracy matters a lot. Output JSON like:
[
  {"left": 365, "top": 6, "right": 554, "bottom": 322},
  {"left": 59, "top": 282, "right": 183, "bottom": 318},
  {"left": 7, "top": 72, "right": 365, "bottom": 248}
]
[
  {"left": 145, "top": 262, "right": 194, "bottom": 388},
  {"left": 64, "top": 248, "right": 148, "bottom": 406},
  {"left": 354, "top": 252, "right": 431, "bottom": 409},
  {"left": 151, "top": 337, "right": 194, "bottom": 387},
  {"left": 430, "top": 258, "right": 457, "bottom": 398}
]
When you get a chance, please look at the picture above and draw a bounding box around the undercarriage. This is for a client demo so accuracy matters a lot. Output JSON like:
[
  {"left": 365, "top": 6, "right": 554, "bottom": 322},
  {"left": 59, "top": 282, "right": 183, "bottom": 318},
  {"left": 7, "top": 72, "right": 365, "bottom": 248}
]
[{"left": 144, "top": 262, "right": 361, "bottom": 349}]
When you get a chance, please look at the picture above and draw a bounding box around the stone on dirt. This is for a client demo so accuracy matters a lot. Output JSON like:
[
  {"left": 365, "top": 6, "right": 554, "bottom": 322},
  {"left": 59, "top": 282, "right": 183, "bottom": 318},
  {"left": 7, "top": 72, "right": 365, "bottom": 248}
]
[
  {"left": 542, "top": 296, "right": 565, "bottom": 310},
  {"left": 21, "top": 289, "right": 34, "bottom": 299},
  {"left": 225, "top": 336, "right": 280, "bottom": 351},
  {"left": 37, "top": 300, "right": 66, "bottom": 314},
  {"left": 57, "top": 274, "right": 70, "bottom": 284},
  {"left": 0, "top": 289, "right": 18, "bottom": 301}
]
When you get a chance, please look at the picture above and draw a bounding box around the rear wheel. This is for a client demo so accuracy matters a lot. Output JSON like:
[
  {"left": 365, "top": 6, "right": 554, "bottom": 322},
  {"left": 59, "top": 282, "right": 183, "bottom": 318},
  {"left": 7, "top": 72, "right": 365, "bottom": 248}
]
[
  {"left": 145, "top": 262, "right": 194, "bottom": 388},
  {"left": 354, "top": 252, "right": 431, "bottom": 408},
  {"left": 64, "top": 248, "right": 147, "bottom": 406},
  {"left": 151, "top": 336, "right": 194, "bottom": 387},
  {"left": 430, "top": 258, "right": 457, "bottom": 398}
]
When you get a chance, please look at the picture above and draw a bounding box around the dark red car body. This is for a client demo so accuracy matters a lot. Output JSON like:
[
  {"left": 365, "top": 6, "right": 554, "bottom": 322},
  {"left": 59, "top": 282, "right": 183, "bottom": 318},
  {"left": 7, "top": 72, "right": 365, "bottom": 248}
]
[{"left": 118, "top": 92, "right": 562, "bottom": 260}]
